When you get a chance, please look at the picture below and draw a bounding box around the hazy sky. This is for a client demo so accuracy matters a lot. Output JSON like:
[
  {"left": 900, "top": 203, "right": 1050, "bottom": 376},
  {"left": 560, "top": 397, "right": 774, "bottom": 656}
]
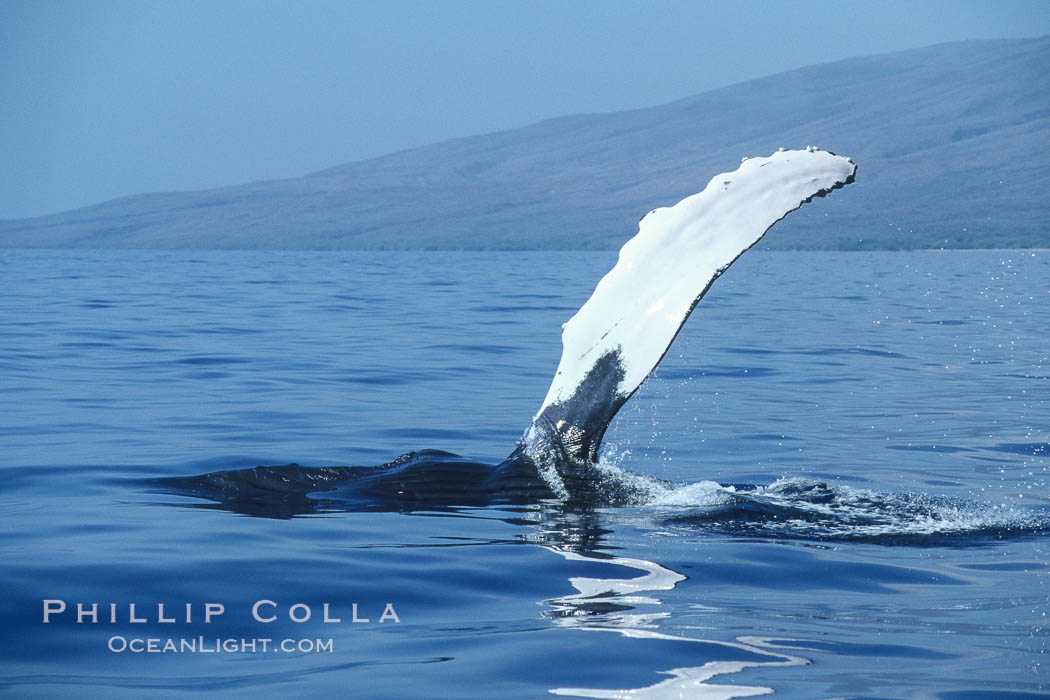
[{"left": 2, "top": 0, "right": 1048, "bottom": 219}]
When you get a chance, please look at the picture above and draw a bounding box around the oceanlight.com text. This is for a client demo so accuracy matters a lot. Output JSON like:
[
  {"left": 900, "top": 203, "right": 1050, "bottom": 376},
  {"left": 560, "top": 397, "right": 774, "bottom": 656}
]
[{"left": 107, "top": 636, "right": 334, "bottom": 654}]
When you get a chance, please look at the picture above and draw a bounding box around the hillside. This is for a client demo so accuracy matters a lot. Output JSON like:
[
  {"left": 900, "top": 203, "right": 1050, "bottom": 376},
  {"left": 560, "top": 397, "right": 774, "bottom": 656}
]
[{"left": 2, "top": 37, "right": 1048, "bottom": 250}]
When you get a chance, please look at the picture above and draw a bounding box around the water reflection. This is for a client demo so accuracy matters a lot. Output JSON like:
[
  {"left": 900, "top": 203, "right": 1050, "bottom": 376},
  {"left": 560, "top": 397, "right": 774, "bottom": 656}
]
[
  {"left": 511, "top": 505, "right": 811, "bottom": 699},
  {"left": 540, "top": 545, "right": 809, "bottom": 699}
]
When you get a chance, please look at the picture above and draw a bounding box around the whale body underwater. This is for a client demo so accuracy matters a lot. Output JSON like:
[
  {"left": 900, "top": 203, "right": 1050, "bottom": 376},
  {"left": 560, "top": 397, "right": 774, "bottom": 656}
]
[{"left": 157, "top": 148, "right": 860, "bottom": 513}]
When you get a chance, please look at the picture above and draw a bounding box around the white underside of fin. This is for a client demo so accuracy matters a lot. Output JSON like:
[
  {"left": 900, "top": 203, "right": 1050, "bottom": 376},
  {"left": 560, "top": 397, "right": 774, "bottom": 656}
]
[{"left": 534, "top": 148, "right": 856, "bottom": 425}]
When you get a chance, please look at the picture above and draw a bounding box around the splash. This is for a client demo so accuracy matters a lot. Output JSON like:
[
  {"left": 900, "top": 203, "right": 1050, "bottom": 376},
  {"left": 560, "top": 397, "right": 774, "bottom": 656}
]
[{"left": 652, "top": 476, "right": 1047, "bottom": 543}]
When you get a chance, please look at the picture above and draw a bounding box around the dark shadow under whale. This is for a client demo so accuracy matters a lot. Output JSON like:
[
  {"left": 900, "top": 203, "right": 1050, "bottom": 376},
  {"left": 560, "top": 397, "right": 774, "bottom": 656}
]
[{"left": 152, "top": 448, "right": 558, "bottom": 517}]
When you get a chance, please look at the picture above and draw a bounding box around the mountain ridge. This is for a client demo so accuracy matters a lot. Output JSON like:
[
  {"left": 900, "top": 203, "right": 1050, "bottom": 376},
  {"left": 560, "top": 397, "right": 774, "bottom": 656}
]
[{"left": 2, "top": 37, "right": 1048, "bottom": 250}]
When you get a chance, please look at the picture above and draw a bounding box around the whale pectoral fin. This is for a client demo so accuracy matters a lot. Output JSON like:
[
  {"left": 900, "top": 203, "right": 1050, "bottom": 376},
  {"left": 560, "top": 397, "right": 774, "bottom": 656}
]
[{"left": 524, "top": 148, "right": 857, "bottom": 487}]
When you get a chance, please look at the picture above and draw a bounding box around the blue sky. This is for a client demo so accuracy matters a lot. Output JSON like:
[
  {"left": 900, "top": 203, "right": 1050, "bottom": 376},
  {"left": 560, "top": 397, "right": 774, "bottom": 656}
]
[{"left": 2, "top": 0, "right": 1048, "bottom": 219}]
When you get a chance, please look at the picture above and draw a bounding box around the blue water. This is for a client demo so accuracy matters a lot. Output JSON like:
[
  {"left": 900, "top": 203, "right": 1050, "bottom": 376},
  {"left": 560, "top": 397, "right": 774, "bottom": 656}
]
[{"left": 1, "top": 249, "right": 1047, "bottom": 698}]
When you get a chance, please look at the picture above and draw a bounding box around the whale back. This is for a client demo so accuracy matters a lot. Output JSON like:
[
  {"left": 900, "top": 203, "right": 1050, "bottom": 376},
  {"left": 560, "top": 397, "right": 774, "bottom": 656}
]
[{"left": 524, "top": 148, "right": 857, "bottom": 476}]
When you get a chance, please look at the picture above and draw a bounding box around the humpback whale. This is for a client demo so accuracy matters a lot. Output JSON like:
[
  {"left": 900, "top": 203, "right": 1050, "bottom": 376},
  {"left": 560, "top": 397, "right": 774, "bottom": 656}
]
[{"left": 157, "top": 148, "right": 857, "bottom": 510}]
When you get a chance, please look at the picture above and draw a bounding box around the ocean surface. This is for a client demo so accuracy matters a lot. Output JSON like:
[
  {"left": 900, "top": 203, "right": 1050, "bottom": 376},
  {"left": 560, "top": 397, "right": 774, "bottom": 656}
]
[{"left": 1, "top": 249, "right": 1047, "bottom": 698}]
